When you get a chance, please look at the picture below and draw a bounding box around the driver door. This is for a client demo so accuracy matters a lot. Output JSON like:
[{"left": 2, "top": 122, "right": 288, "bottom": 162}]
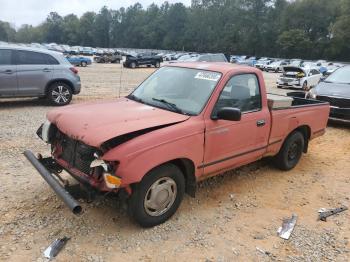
[{"left": 202, "top": 73, "right": 270, "bottom": 176}]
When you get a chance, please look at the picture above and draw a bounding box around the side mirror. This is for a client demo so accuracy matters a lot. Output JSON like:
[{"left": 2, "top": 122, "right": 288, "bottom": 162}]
[{"left": 215, "top": 107, "right": 241, "bottom": 121}]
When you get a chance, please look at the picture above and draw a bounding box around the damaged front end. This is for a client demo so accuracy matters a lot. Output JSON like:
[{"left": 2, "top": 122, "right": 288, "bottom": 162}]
[{"left": 26, "top": 121, "right": 124, "bottom": 214}]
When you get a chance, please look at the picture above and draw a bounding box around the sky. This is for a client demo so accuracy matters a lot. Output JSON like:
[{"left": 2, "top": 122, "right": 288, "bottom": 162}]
[{"left": 0, "top": 0, "right": 192, "bottom": 28}]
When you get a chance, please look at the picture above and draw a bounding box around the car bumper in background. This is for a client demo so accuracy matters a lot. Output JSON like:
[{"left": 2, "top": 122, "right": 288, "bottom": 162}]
[
  {"left": 329, "top": 107, "right": 350, "bottom": 122},
  {"left": 277, "top": 80, "right": 301, "bottom": 88}
]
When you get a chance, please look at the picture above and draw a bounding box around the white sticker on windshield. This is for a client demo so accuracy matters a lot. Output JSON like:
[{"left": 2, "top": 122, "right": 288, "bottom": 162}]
[{"left": 195, "top": 71, "right": 221, "bottom": 82}]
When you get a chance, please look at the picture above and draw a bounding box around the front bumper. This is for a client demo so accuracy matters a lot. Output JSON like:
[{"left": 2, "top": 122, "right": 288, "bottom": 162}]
[
  {"left": 277, "top": 80, "right": 301, "bottom": 88},
  {"left": 24, "top": 150, "right": 82, "bottom": 214}
]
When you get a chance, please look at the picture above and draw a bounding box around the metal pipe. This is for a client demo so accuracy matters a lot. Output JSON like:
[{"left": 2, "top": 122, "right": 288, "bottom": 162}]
[{"left": 24, "top": 150, "right": 82, "bottom": 215}]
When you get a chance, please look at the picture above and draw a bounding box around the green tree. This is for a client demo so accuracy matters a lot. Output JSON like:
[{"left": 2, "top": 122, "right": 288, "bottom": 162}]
[
  {"left": 79, "top": 12, "right": 96, "bottom": 46},
  {"left": 62, "top": 14, "right": 80, "bottom": 45},
  {"left": 0, "top": 21, "right": 16, "bottom": 42},
  {"left": 278, "top": 29, "right": 312, "bottom": 58},
  {"left": 43, "top": 12, "right": 64, "bottom": 43},
  {"left": 328, "top": 0, "right": 350, "bottom": 60},
  {"left": 93, "top": 6, "right": 112, "bottom": 47}
]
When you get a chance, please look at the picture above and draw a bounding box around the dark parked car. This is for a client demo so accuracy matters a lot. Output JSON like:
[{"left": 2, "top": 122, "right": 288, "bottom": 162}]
[
  {"left": 123, "top": 52, "right": 162, "bottom": 68},
  {"left": 66, "top": 56, "right": 92, "bottom": 67},
  {"left": 94, "top": 52, "right": 122, "bottom": 63},
  {"left": 308, "top": 66, "right": 350, "bottom": 123},
  {"left": 0, "top": 45, "right": 81, "bottom": 106}
]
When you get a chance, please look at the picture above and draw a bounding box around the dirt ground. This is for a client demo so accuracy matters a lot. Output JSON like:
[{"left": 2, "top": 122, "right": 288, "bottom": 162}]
[{"left": 0, "top": 63, "right": 349, "bottom": 262}]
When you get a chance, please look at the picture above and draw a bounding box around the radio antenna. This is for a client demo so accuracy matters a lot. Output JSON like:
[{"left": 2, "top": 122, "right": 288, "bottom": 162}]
[{"left": 118, "top": 57, "right": 123, "bottom": 98}]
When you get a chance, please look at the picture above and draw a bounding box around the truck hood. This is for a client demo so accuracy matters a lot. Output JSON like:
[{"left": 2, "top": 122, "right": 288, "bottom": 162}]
[{"left": 47, "top": 98, "right": 190, "bottom": 147}]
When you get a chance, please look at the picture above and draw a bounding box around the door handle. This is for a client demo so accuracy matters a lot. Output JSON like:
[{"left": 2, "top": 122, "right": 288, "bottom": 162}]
[
  {"left": 4, "top": 69, "right": 13, "bottom": 74},
  {"left": 43, "top": 68, "right": 51, "bottom": 72},
  {"left": 257, "top": 119, "right": 266, "bottom": 127}
]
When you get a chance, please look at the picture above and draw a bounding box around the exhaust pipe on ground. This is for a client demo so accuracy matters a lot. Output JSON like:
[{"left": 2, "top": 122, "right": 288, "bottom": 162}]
[{"left": 24, "top": 150, "right": 82, "bottom": 215}]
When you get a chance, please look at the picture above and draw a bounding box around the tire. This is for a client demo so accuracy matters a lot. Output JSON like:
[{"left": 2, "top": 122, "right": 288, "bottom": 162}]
[
  {"left": 81, "top": 61, "right": 87, "bottom": 67},
  {"left": 277, "top": 85, "right": 282, "bottom": 89},
  {"left": 302, "top": 81, "right": 308, "bottom": 91},
  {"left": 273, "top": 131, "right": 305, "bottom": 171},
  {"left": 130, "top": 62, "right": 136, "bottom": 69},
  {"left": 128, "top": 163, "right": 185, "bottom": 227},
  {"left": 154, "top": 61, "right": 160, "bottom": 68},
  {"left": 47, "top": 82, "right": 73, "bottom": 106}
]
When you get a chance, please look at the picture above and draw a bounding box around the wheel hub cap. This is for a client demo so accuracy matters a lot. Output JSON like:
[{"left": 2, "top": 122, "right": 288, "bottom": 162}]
[
  {"left": 144, "top": 177, "right": 177, "bottom": 216},
  {"left": 288, "top": 142, "right": 299, "bottom": 160},
  {"left": 52, "top": 85, "right": 70, "bottom": 104}
]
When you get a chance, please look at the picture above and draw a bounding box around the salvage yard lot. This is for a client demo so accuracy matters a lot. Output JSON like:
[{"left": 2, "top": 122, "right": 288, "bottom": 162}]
[{"left": 0, "top": 63, "right": 349, "bottom": 261}]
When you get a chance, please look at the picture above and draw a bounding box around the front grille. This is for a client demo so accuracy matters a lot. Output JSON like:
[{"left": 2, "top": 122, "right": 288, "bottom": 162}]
[
  {"left": 58, "top": 132, "right": 96, "bottom": 174},
  {"left": 280, "top": 78, "right": 296, "bottom": 83},
  {"left": 316, "top": 96, "right": 350, "bottom": 108}
]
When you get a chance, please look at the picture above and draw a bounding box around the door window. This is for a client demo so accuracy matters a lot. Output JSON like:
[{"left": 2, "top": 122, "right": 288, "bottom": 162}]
[
  {"left": 213, "top": 74, "right": 261, "bottom": 116},
  {"left": 198, "top": 55, "right": 212, "bottom": 62},
  {"left": 45, "top": 54, "right": 59, "bottom": 65},
  {"left": 311, "top": 69, "right": 320, "bottom": 75},
  {"left": 0, "top": 49, "right": 12, "bottom": 65},
  {"left": 16, "top": 50, "right": 47, "bottom": 65}
]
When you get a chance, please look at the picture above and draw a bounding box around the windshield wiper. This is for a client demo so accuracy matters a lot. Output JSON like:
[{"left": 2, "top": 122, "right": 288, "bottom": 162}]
[{"left": 152, "top": 98, "right": 185, "bottom": 114}]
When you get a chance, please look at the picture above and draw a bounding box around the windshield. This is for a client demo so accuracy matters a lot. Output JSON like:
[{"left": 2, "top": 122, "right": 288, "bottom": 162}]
[
  {"left": 326, "top": 67, "right": 350, "bottom": 84},
  {"left": 177, "top": 55, "right": 192, "bottom": 61},
  {"left": 130, "top": 67, "right": 222, "bottom": 115},
  {"left": 290, "top": 60, "right": 301, "bottom": 66}
]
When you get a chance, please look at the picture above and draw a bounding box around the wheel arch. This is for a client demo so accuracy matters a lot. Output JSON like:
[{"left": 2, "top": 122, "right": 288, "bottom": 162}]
[
  {"left": 135, "top": 158, "right": 197, "bottom": 198},
  {"left": 285, "top": 125, "right": 311, "bottom": 153}
]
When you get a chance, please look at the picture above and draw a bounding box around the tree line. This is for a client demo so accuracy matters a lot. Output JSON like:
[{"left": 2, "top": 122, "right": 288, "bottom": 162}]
[{"left": 1, "top": 0, "right": 349, "bottom": 61}]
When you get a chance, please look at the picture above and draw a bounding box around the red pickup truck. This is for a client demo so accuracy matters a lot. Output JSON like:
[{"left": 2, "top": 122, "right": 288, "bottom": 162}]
[{"left": 25, "top": 63, "right": 330, "bottom": 227}]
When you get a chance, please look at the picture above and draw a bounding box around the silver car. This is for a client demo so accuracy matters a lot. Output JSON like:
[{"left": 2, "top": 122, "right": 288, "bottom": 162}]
[{"left": 0, "top": 45, "right": 81, "bottom": 105}]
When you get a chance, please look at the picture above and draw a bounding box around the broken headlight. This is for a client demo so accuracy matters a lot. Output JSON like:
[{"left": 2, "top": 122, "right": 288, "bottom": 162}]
[
  {"left": 37, "top": 120, "right": 56, "bottom": 143},
  {"left": 90, "top": 158, "right": 121, "bottom": 189}
]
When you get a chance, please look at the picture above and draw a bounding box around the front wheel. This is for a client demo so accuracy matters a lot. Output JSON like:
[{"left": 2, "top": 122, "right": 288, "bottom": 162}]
[
  {"left": 81, "top": 61, "right": 87, "bottom": 67},
  {"left": 128, "top": 163, "right": 185, "bottom": 227},
  {"left": 130, "top": 62, "right": 136, "bottom": 69},
  {"left": 47, "top": 82, "right": 73, "bottom": 106},
  {"left": 154, "top": 61, "right": 160, "bottom": 68},
  {"left": 273, "top": 131, "right": 305, "bottom": 171}
]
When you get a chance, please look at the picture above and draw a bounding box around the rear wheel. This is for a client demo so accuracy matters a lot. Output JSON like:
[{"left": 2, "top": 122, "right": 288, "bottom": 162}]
[
  {"left": 128, "top": 163, "right": 185, "bottom": 227},
  {"left": 273, "top": 131, "right": 305, "bottom": 171},
  {"left": 130, "top": 62, "right": 136, "bottom": 69},
  {"left": 81, "top": 61, "right": 87, "bottom": 67},
  {"left": 47, "top": 82, "right": 73, "bottom": 106}
]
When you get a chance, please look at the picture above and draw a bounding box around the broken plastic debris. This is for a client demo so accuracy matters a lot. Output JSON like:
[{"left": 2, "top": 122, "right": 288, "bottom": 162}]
[
  {"left": 277, "top": 214, "right": 297, "bottom": 240},
  {"left": 43, "top": 237, "right": 70, "bottom": 259},
  {"left": 256, "top": 247, "right": 271, "bottom": 256},
  {"left": 318, "top": 206, "right": 348, "bottom": 222}
]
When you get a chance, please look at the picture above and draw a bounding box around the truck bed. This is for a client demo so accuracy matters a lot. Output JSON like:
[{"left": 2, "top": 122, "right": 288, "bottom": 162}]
[
  {"left": 268, "top": 92, "right": 328, "bottom": 110},
  {"left": 264, "top": 93, "right": 330, "bottom": 157}
]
